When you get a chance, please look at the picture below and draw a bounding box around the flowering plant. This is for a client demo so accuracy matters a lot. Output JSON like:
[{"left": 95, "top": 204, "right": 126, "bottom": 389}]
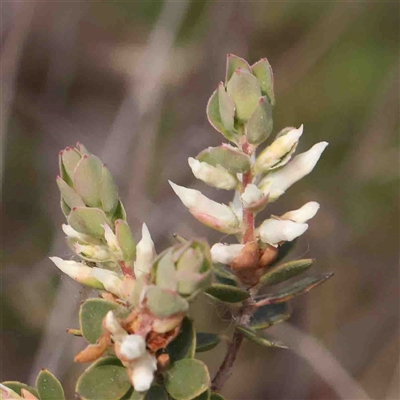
[{"left": 1, "top": 54, "right": 332, "bottom": 400}]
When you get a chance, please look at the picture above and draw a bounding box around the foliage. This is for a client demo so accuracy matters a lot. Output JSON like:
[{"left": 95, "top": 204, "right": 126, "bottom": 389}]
[{"left": 1, "top": 54, "right": 332, "bottom": 399}]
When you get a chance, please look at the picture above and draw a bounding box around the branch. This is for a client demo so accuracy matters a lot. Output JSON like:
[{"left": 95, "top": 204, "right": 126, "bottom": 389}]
[{"left": 211, "top": 303, "right": 253, "bottom": 392}]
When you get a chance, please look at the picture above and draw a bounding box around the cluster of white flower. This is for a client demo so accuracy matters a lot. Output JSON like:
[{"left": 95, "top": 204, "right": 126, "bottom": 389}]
[
  {"left": 170, "top": 124, "right": 327, "bottom": 266},
  {"left": 50, "top": 223, "right": 156, "bottom": 301},
  {"left": 105, "top": 311, "right": 157, "bottom": 391}
]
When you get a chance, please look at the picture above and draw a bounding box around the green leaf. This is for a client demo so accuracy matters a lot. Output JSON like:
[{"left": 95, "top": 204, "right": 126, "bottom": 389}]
[
  {"left": 197, "top": 146, "right": 251, "bottom": 174},
  {"left": 212, "top": 263, "right": 237, "bottom": 281},
  {"left": 79, "top": 298, "right": 119, "bottom": 344},
  {"left": 76, "top": 357, "right": 131, "bottom": 400},
  {"left": 2, "top": 381, "right": 38, "bottom": 398},
  {"left": 129, "top": 385, "right": 168, "bottom": 400},
  {"left": 226, "top": 69, "right": 261, "bottom": 122},
  {"left": 144, "top": 386, "right": 168, "bottom": 400},
  {"left": 206, "top": 89, "right": 236, "bottom": 142},
  {"left": 166, "top": 316, "right": 195, "bottom": 363},
  {"left": 56, "top": 177, "right": 85, "bottom": 209},
  {"left": 73, "top": 155, "right": 103, "bottom": 207},
  {"left": 260, "top": 273, "right": 334, "bottom": 304},
  {"left": 237, "top": 326, "right": 287, "bottom": 349},
  {"left": 215, "top": 275, "right": 238, "bottom": 287},
  {"left": 154, "top": 249, "right": 177, "bottom": 291},
  {"left": 112, "top": 200, "right": 127, "bottom": 222},
  {"left": 193, "top": 389, "right": 210, "bottom": 400},
  {"left": 195, "top": 332, "right": 220, "bottom": 352},
  {"left": 245, "top": 96, "right": 273, "bottom": 145},
  {"left": 60, "top": 147, "right": 81, "bottom": 184},
  {"left": 251, "top": 58, "right": 275, "bottom": 106},
  {"left": 217, "top": 83, "right": 235, "bottom": 133},
  {"left": 60, "top": 198, "right": 71, "bottom": 217},
  {"left": 36, "top": 369, "right": 65, "bottom": 400},
  {"left": 68, "top": 207, "right": 110, "bottom": 238},
  {"left": 129, "top": 391, "right": 145, "bottom": 400},
  {"left": 116, "top": 220, "right": 136, "bottom": 262},
  {"left": 259, "top": 259, "right": 314, "bottom": 287},
  {"left": 225, "top": 54, "right": 251, "bottom": 83},
  {"left": 249, "top": 303, "right": 291, "bottom": 330},
  {"left": 101, "top": 165, "right": 119, "bottom": 214},
  {"left": 205, "top": 284, "right": 249, "bottom": 303},
  {"left": 210, "top": 393, "right": 226, "bottom": 400},
  {"left": 164, "top": 359, "right": 210, "bottom": 400},
  {"left": 146, "top": 286, "right": 189, "bottom": 318},
  {"left": 76, "top": 142, "right": 91, "bottom": 155}
]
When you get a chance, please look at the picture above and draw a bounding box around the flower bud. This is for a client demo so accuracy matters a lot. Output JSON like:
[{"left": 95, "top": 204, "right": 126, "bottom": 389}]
[
  {"left": 58, "top": 144, "right": 120, "bottom": 215},
  {"left": 130, "top": 352, "right": 157, "bottom": 392},
  {"left": 49, "top": 257, "right": 104, "bottom": 289},
  {"left": 258, "top": 219, "right": 308, "bottom": 245},
  {"left": 152, "top": 314, "right": 184, "bottom": 333},
  {"left": 259, "top": 142, "right": 328, "bottom": 201},
  {"left": 74, "top": 243, "right": 112, "bottom": 261},
  {"left": 169, "top": 181, "right": 240, "bottom": 233},
  {"left": 210, "top": 243, "right": 244, "bottom": 265},
  {"left": 226, "top": 68, "right": 262, "bottom": 122},
  {"left": 245, "top": 96, "right": 273, "bottom": 145},
  {"left": 134, "top": 224, "right": 156, "bottom": 279},
  {"left": 152, "top": 240, "right": 212, "bottom": 297},
  {"left": 254, "top": 125, "right": 303, "bottom": 173},
  {"left": 119, "top": 334, "right": 146, "bottom": 361},
  {"left": 240, "top": 184, "right": 268, "bottom": 212},
  {"left": 100, "top": 164, "right": 119, "bottom": 213},
  {"left": 59, "top": 147, "right": 81, "bottom": 185},
  {"left": 104, "top": 310, "right": 127, "bottom": 342},
  {"left": 90, "top": 267, "right": 123, "bottom": 297},
  {"left": 188, "top": 157, "right": 237, "bottom": 190},
  {"left": 102, "top": 223, "right": 121, "bottom": 253},
  {"left": 62, "top": 224, "right": 99, "bottom": 244},
  {"left": 281, "top": 201, "right": 320, "bottom": 223}
]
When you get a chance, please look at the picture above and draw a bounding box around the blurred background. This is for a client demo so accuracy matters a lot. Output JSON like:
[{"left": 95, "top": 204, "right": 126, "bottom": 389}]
[{"left": 1, "top": 1, "right": 399, "bottom": 399}]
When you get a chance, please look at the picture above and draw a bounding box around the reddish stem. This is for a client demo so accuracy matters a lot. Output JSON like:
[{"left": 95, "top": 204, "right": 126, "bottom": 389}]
[
  {"left": 241, "top": 170, "right": 254, "bottom": 244},
  {"left": 240, "top": 138, "right": 254, "bottom": 244},
  {"left": 119, "top": 261, "right": 134, "bottom": 277},
  {"left": 211, "top": 138, "right": 257, "bottom": 392}
]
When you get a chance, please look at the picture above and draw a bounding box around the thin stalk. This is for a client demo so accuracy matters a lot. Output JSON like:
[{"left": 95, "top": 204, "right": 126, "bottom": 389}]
[{"left": 211, "top": 138, "right": 257, "bottom": 392}]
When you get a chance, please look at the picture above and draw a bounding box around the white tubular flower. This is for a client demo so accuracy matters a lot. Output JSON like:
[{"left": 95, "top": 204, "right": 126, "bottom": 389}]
[
  {"left": 169, "top": 181, "right": 240, "bottom": 233},
  {"left": 102, "top": 224, "right": 122, "bottom": 256},
  {"left": 229, "top": 191, "right": 243, "bottom": 222},
  {"left": 211, "top": 243, "right": 244, "bottom": 265},
  {"left": 62, "top": 224, "right": 99, "bottom": 244},
  {"left": 49, "top": 257, "right": 104, "bottom": 289},
  {"left": 119, "top": 334, "right": 146, "bottom": 361},
  {"left": 258, "top": 219, "right": 308, "bottom": 245},
  {"left": 74, "top": 243, "right": 112, "bottom": 261},
  {"left": 255, "top": 125, "right": 303, "bottom": 173},
  {"left": 188, "top": 157, "right": 237, "bottom": 190},
  {"left": 281, "top": 201, "right": 320, "bottom": 223},
  {"left": 104, "top": 310, "right": 127, "bottom": 342},
  {"left": 134, "top": 224, "right": 156, "bottom": 279},
  {"left": 131, "top": 352, "right": 157, "bottom": 392},
  {"left": 90, "top": 267, "right": 123, "bottom": 297},
  {"left": 241, "top": 184, "right": 264, "bottom": 208},
  {"left": 259, "top": 142, "right": 328, "bottom": 201}
]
